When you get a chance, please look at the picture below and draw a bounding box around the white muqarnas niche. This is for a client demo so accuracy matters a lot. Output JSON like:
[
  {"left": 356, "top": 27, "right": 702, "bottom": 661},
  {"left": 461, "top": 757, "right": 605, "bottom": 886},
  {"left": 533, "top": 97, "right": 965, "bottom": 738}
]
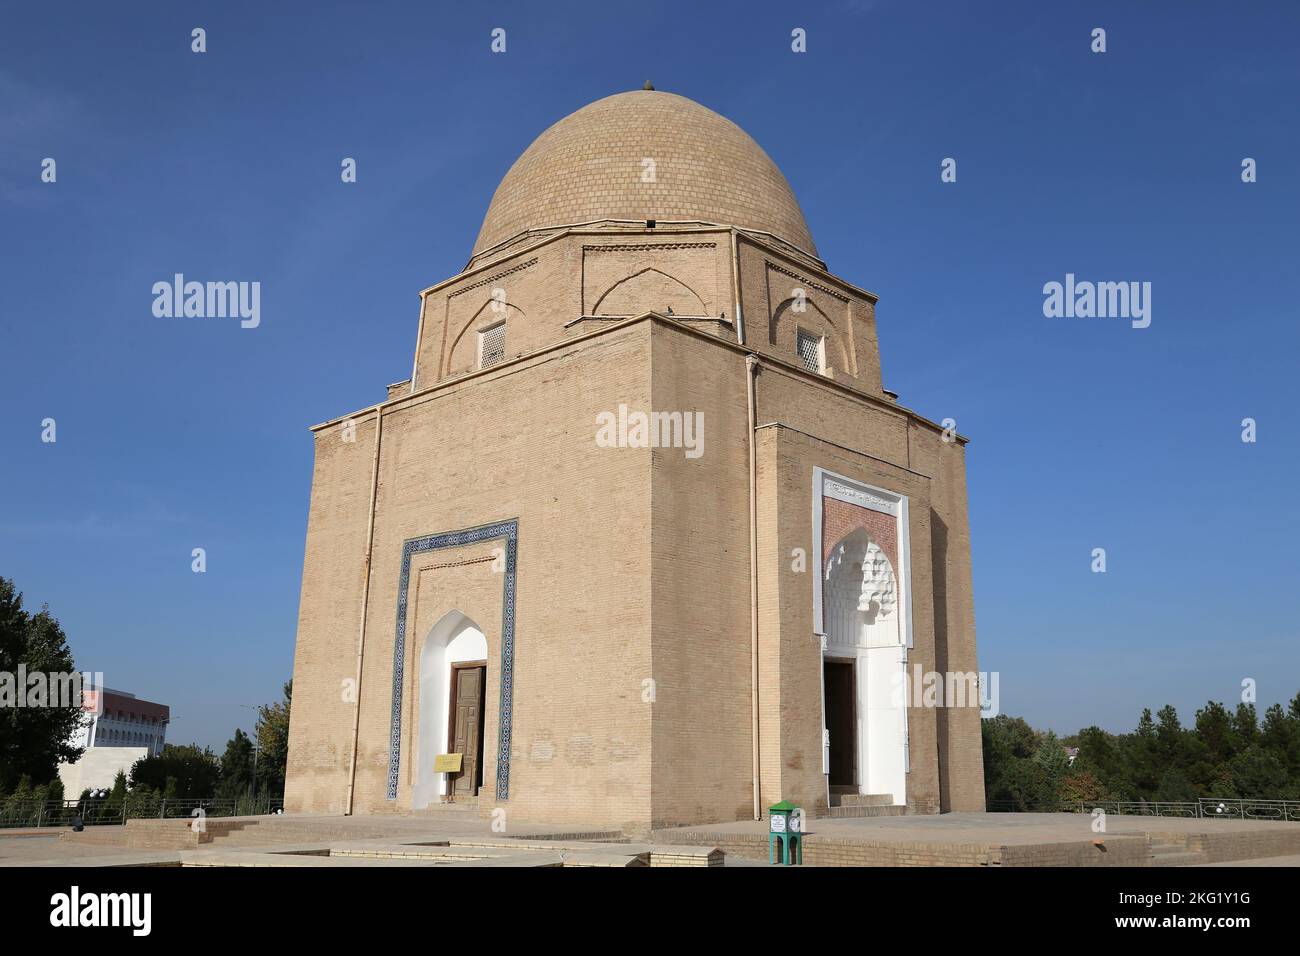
[
  {"left": 825, "top": 533, "right": 899, "bottom": 634},
  {"left": 858, "top": 541, "right": 898, "bottom": 622}
]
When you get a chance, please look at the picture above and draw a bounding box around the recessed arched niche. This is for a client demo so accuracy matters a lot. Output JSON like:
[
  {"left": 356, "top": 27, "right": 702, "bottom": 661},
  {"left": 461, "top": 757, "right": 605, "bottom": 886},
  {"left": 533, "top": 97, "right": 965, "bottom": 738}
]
[{"left": 412, "top": 610, "right": 488, "bottom": 810}]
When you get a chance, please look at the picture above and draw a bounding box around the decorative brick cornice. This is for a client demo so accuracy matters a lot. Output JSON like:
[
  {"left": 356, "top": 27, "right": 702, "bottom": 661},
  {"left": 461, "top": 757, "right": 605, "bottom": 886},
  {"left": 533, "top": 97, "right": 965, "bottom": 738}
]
[
  {"left": 582, "top": 242, "right": 716, "bottom": 253},
  {"left": 766, "top": 260, "right": 850, "bottom": 303},
  {"left": 449, "top": 258, "right": 538, "bottom": 298}
]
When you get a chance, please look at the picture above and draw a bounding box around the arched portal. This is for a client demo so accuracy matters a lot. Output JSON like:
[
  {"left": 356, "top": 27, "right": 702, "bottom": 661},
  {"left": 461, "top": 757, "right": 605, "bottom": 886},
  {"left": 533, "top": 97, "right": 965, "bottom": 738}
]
[
  {"left": 412, "top": 610, "right": 488, "bottom": 810},
  {"left": 823, "top": 528, "right": 907, "bottom": 805}
]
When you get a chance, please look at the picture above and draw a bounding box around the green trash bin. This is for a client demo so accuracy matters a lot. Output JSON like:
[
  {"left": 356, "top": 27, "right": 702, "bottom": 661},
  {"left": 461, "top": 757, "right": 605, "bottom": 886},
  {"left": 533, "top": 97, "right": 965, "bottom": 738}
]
[{"left": 768, "top": 800, "right": 803, "bottom": 865}]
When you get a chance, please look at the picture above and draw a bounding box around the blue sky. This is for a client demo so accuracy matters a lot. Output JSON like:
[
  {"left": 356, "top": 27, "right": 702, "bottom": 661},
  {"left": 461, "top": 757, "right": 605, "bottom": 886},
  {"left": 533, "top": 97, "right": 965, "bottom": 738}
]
[{"left": 2, "top": 1, "right": 1297, "bottom": 749}]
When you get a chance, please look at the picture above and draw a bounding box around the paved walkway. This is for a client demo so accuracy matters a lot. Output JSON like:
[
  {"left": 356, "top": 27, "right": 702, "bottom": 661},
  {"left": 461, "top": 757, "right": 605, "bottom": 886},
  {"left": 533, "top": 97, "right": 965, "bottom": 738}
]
[
  {"left": 656, "top": 811, "right": 1300, "bottom": 846},
  {"left": 1203, "top": 854, "right": 1300, "bottom": 867},
  {"left": 6, "top": 811, "right": 1299, "bottom": 867},
  {"left": 0, "top": 814, "right": 704, "bottom": 868}
]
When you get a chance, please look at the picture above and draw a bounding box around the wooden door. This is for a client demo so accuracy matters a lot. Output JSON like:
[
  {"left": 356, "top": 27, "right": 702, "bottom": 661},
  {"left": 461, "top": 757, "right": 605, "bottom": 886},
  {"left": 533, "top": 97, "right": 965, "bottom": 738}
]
[{"left": 448, "top": 664, "right": 486, "bottom": 796}]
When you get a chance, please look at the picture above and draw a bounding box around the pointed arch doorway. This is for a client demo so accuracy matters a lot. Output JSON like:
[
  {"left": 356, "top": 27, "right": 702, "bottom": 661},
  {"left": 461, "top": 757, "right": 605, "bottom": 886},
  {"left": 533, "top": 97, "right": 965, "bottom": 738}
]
[
  {"left": 822, "top": 526, "right": 908, "bottom": 804},
  {"left": 412, "top": 611, "right": 488, "bottom": 809}
]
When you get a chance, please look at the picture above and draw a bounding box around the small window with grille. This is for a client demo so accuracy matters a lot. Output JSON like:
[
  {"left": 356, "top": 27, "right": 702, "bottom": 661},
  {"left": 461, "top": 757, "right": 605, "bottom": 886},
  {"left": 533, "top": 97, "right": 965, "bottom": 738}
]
[
  {"left": 479, "top": 321, "right": 506, "bottom": 368},
  {"left": 796, "top": 328, "right": 824, "bottom": 373}
]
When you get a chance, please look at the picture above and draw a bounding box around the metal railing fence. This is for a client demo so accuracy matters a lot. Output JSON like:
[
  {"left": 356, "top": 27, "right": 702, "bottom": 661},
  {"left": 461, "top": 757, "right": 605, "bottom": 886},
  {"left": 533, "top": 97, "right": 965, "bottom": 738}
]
[
  {"left": 0, "top": 797, "right": 284, "bottom": 829},
  {"left": 986, "top": 797, "right": 1300, "bottom": 822}
]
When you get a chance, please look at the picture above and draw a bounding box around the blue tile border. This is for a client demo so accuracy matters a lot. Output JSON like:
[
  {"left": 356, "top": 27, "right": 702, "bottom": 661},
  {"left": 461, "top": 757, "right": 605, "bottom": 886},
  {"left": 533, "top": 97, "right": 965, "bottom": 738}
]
[{"left": 386, "top": 519, "right": 518, "bottom": 801}]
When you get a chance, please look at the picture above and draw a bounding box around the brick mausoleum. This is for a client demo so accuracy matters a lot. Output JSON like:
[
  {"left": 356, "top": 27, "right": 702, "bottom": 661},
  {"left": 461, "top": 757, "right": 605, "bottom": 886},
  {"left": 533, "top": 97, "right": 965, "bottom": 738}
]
[{"left": 284, "top": 87, "right": 985, "bottom": 832}]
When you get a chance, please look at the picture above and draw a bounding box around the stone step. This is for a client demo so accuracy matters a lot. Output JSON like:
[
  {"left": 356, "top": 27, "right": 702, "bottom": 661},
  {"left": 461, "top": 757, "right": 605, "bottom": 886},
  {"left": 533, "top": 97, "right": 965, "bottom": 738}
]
[
  {"left": 59, "top": 826, "right": 131, "bottom": 846},
  {"left": 413, "top": 799, "right": 481, "bottom": 813},
  {"left": 832, "top": 793, "right": 896, "bottom": 808},
  {"left": 199, "top": 816, "right": 480, "bottom": 847},
  {"left": 1149, "top": 839, "right": 1206, "bottom": 867},
  {"left": 61, "top": 819, "right": 254, "bottom": 849}
]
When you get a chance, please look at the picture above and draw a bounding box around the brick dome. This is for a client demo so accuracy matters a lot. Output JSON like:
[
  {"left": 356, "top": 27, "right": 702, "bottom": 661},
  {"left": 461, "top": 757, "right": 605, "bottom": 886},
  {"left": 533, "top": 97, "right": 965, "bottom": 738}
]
[{"left": 472, "top": 90, "right": 817, "bottom": 258}]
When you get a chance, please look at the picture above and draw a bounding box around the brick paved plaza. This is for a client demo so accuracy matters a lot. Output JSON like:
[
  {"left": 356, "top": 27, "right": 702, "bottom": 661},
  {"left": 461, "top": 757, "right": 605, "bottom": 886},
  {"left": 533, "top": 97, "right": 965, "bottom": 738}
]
[{"left": 4, "top": 812, "right": 1299, "bottom": 868}]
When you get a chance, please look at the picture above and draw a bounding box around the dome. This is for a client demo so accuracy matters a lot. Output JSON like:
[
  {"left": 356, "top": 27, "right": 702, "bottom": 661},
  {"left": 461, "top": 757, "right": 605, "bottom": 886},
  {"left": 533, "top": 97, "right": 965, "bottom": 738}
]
[{"left": 472, "top": 90, "right": 817, "bottom": 258}]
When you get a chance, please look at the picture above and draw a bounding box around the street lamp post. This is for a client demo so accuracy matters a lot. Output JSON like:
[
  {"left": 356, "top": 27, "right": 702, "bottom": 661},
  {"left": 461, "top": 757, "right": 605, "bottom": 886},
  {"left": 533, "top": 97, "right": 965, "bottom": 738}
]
[{"left": 239, "top": 704, "right": 262, "bottom": 809}]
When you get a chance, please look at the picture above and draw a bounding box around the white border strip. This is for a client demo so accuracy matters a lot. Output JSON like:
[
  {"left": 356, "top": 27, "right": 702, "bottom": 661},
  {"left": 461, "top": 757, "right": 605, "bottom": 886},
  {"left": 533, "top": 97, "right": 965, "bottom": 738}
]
[{"left": 811, "top": 467, "right": 915, "bottom": 798}]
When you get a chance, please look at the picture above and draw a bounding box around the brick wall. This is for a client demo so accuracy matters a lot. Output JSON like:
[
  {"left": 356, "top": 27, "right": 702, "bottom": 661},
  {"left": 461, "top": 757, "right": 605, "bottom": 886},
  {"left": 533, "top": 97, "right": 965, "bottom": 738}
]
[{"left": 289, "top": 308, "right": 983, "bottom": 827}]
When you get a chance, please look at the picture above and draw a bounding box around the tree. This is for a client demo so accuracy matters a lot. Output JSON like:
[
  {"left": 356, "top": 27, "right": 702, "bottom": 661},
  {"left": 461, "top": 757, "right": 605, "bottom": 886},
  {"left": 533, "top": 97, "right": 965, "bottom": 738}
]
[
  {"left": 1154, "top": 768, "right": 1197, "bottom": 802},
  {"left": 985, "top": 691, "right": 1300, "bottom": 809},
  {"left": 1059, "top": 769, "right": 1106, "bottom": 804},
  {"left": 101, "top": 770, "right": 127, "bottom": 819},
  {"left": 1155, "top": 705, "right": 1185, "bottom": 761},
  {"left": 1031, "top": 732, "right": 1071, "bottom": 805},
  {"left": 1074, "top": 725, "right": 1131, "bottom": 799},
  {"left": 1118, "top": 708, "right": 1160, "bottom": 796},
  {"left": 254, "top": 681, "right": 291, "bottom": 799},
  {"left": 1228, "top": 745, "right": 1288, "bottom": 799},
  {"left": 981, "top": 715, "right": 1043, "bottom": 809},
  {"left": 1033, "top": 732, "right": 1070, "bottom": 778},
  {"left": 2, "top": 776, "right": 34, "bottom": 822},
  {"left": 216, "top": 681, "right": 293, "bottom": 802},
  {"left": 1195, "top": 701, "right": 1238, "bottom": 765},
  {"left": 1261, "top": 703, "right": 1300, "bottom": 780},
  {"left": 129, "top": 744, "right": 220, "bottom": 799},
  {"left": 1232, "top": 703, "right": 1259, "bottom": 748},
  {"left": 217, "top": 729, "right": 255, "bottom": 800},
  {"left": 0, "top": 577, "right": 85, "bottom": 791},
  {"left": 1135, "top": 708, "right": 1156, "bottom": 740}
]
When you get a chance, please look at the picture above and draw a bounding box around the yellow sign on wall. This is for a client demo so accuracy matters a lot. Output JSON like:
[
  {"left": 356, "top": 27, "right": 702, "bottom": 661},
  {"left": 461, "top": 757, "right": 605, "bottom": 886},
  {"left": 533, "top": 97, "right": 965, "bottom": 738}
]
[{"left": 434, "top": 753, "right": 463, "bottom": 773}]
